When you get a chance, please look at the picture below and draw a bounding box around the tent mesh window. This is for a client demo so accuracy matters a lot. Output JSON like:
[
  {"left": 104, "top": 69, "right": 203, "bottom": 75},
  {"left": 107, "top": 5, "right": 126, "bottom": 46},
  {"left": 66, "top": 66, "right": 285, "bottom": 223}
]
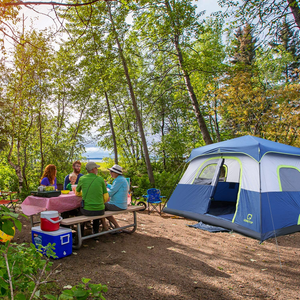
[
  {"left": 193, "top": 164, "right": 227, "bottom": 185},
  {"left": 193, "top": 164, "right": 216, "bottom": 185},
  {"left": 279, "top": 167, "right": 300, "bottom": 192}
]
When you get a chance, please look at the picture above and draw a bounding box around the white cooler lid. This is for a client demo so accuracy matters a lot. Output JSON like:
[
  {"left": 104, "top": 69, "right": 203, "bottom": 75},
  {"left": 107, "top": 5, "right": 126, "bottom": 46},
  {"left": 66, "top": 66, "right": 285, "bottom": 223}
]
[
  {"left": 40, "top": 211, "right": 59, "bottom": 219},
  {"left": 32, "top": 226, "right": 72, "bottom": 235}
]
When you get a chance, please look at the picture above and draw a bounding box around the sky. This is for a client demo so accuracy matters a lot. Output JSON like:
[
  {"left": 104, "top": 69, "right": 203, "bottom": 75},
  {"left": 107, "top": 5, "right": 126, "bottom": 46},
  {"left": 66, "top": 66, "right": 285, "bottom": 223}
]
[
  {"left": 21, "top": 0, "right": 223, "bottom": 31},
  {"left": 19, "top": 0, "right": 223, "bottom": 159}
]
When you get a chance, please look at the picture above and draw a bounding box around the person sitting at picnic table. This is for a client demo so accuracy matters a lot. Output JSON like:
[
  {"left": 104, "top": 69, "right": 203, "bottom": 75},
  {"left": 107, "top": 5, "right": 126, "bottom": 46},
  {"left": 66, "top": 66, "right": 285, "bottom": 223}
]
[
  {"left": 104, "top": 164, "right": 129, "bottom": 231},
  {"left": 65, "top": 173, "right": 78, "bottom": 191},
  {"left": 76, "top": 161, "right": 109, "bottom": 235},
  {"left": 40, "top": 164, "right": 58, "bottom": 190},
  {"left": 64, "top": 160, "right": 83, "bottom": 190}
]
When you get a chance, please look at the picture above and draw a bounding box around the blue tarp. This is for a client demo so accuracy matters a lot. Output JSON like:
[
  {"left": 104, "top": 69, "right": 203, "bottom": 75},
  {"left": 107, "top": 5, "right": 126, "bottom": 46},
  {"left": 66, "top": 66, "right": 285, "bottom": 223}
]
[{"left": 189, "top": 221, "right": 230, "bottom": 232}]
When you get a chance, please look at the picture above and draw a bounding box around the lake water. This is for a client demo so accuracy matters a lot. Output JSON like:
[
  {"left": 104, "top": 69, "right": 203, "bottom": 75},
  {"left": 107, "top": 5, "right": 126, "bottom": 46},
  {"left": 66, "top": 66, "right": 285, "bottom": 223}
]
[{"left": 82, "top": 158, "right": 103, "bottom": 163}]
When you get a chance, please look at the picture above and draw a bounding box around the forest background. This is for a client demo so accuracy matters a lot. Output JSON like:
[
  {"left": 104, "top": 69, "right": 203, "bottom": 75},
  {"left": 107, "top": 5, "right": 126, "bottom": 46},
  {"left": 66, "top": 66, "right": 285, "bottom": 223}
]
[{"left": 0, "top": 0, "right": 299, "bottom": 200}]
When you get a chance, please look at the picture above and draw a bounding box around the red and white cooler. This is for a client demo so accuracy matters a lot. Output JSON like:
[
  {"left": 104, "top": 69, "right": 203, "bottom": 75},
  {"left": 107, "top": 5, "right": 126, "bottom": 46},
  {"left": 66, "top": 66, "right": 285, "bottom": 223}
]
[{"left": 40, "top": 211, "right": 62, "bottom": 231}]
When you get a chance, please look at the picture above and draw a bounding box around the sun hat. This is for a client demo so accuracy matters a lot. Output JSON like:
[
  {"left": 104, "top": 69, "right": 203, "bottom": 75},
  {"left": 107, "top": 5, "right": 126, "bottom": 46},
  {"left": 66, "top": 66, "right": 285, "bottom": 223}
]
[
  {"left": 86, "top": 161, "right": 100, "bottom": 171},
  {"left": 108, "top": 164, "right": 123, "bottom": 175}
]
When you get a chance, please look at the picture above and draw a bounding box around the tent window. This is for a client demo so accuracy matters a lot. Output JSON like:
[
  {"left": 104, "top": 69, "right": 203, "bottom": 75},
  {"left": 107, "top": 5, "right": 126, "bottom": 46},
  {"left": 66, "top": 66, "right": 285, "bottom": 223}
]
[
  {"left": 279, "top": 167, "right": 300, "bottom": 192},
  {"left": 193, "top": 164, "right": 228, "bottom": 185},
  {"left": 194, "top": 164, "right": 216, "bottom": 185}
]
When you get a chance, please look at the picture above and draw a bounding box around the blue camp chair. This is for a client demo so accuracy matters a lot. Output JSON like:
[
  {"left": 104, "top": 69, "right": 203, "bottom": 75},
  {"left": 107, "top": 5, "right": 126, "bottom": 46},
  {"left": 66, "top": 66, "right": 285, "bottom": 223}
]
[{"left": 142, "top": 188, "right": 166, "bottom": 215}]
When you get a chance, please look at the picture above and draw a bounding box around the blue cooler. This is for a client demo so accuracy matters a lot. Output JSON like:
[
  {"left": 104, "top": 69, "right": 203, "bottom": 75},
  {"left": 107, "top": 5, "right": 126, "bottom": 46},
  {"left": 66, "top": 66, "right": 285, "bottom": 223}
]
[{"left": 31, "top": 226, "right": 72, "bottom": 259}]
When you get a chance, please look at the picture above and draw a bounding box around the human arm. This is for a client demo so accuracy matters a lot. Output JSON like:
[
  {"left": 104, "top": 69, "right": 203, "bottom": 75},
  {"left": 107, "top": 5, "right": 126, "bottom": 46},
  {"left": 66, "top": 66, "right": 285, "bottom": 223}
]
[
  {"left": 76, "top": 177, "right": 82, "bottom": 193},
  {"left": 102, "top": 179, "right": 109, "bottom": 203}
]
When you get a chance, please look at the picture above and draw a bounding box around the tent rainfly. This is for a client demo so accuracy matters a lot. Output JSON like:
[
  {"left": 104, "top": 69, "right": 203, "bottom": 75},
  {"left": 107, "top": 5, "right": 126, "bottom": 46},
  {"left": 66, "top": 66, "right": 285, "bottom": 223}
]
[{"left": 163, "top": 135, "right": 300, "bottom": 241}]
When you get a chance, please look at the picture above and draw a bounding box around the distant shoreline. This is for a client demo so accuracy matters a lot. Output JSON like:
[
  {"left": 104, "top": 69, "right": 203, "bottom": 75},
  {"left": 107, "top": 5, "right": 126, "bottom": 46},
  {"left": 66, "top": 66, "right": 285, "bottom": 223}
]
[{"left": 82, "top": 158, "right": 103, "bottom": 162}]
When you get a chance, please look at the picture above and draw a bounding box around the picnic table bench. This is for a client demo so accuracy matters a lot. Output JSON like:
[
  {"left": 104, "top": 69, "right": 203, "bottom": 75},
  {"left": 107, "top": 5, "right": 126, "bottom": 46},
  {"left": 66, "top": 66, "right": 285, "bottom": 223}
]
[{"left": 60, "top": 205, "right": 144, "bottom": 249}]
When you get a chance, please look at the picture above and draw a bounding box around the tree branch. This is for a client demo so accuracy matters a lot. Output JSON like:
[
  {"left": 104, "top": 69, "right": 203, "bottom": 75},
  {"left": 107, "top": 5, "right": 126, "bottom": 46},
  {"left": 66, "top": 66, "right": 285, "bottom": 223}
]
[{"left": 2, "top": 0, "right": 107, "bottom": 7}]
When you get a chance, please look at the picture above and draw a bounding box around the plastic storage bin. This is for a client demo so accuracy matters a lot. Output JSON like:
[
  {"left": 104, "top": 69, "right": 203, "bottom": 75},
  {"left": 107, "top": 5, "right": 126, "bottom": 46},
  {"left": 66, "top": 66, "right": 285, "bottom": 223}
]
[{"left": 31, "top": 226, "right": 72, "bottom": 259}]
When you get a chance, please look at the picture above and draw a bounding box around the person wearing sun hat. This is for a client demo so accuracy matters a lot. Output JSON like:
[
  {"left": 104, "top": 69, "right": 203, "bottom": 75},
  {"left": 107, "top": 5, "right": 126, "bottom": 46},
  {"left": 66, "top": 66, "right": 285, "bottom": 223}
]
[{"left": 104, "top": 164, "right": 129, "bottom": 230}]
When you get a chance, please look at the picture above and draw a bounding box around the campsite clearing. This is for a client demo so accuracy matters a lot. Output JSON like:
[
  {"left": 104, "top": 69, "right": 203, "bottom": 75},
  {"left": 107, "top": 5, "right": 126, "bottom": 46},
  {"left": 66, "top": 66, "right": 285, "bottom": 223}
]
[{"left": 15, "top": 209, "right": 300, "bottom": 300}]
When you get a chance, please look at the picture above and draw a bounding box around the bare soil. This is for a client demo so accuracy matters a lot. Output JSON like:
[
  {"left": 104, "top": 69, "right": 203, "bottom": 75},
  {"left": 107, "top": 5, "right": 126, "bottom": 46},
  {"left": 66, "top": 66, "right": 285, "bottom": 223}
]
[{"left": 15, "top": 208, "right": 300, "bottom": 300}]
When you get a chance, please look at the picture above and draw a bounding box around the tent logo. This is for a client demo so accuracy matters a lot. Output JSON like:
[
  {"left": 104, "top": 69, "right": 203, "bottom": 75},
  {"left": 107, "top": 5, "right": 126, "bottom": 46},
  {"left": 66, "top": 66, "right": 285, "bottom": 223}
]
[{"left": 244, "top": 214, "right": 253, "bottom": 224}]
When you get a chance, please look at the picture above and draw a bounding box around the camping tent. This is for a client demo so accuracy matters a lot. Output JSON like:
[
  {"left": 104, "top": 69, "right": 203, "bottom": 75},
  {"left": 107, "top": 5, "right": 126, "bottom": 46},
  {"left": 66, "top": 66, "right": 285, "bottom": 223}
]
[{"left": 163, "top": 135, "right": 300, "bottom": 241}]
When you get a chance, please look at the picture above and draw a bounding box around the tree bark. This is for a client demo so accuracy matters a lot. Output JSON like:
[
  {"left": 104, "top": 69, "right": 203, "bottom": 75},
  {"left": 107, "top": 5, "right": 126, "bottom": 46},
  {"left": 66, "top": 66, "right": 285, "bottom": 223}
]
[
  {"left": 164, "top": 0, "right": 213, "bottom": 145},
  {"left": 38, "top": 109, "right": 44, "bottom": 177},
  {"left": 106, "top": 1, "right": 155, "bottom": 186},
  {"left": 287, "top": 0, "right": 300, "bottom": 29},
  {"left": 104, "top": 91, "right": 118, "bottom": 164}
]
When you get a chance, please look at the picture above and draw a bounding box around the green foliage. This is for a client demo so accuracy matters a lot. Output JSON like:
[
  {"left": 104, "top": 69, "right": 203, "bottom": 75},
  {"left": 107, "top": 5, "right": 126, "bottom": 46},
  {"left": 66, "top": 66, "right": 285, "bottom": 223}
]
[
  {"left": 0, "top": 205, "right": 23, "bottom": 236},
  {"left": 0, "top": 157, "right": 19, "bottom": 192},
  {"left": 44, "top": 278, "right": 108, "bottom": 300},
  {"left": 125, "top": 169, "right": 181, "bottom": 200},
  {"left": 1, "top": 0, "right": 300, "bottom": 196},
  {"left": 0, "top": 242, "right": 56, "bottom": 298}
]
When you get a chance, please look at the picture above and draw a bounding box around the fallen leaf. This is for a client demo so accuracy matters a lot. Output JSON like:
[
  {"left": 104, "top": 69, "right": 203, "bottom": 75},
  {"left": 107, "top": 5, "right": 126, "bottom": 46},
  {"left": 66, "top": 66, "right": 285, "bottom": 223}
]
[
  {"left": 147, "top": 286, "right": 154, "bottom": 289},
  {"left": 63, "top": 285, "right": 72, "bottom": 289}
]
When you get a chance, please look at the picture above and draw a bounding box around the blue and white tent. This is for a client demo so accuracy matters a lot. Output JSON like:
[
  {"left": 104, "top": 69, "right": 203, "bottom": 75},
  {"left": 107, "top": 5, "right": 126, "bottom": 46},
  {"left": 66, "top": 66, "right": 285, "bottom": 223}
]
[{"left": 163, "top": 135, "right": 300, "bottom": 241}]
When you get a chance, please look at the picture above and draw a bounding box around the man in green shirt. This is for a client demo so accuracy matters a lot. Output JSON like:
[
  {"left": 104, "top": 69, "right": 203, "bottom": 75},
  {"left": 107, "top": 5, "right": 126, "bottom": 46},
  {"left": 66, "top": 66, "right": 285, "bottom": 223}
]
[{"left": 76, "top": 161, "right": 108, "bottom": 235}]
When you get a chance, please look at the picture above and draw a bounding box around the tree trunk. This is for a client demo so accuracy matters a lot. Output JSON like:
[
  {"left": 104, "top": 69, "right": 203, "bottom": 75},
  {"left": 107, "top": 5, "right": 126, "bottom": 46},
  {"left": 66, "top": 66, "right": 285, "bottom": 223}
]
[
  {"left": 104, "top": 91, "right": 118, "bottom": 164},
  {"left": 38, "top": 109, "right": 44, "bottom": 177},
  {"left": 106, "top": 1, "right": 155, "bottom": 186},
  {"left": 173, "top": 36, "right": 213, "bottom": 145},
  {"left": 287, "top": 0, "right": 300, "bottom": 29},
  {"left": 7, "top": 139, "right": 23, "bottom": 193},
  {"left": 161, "top": 108, "right": 166, "bottom": 170},
  {"left": 164, "top": 0, "right": 213, "bottom": 145}
]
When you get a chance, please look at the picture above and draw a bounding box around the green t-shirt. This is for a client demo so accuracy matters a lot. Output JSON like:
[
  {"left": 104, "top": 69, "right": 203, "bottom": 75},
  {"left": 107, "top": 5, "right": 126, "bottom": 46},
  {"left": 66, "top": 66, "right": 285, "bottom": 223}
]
[
  {"left": 76, "top": 173, "right": 107, "bottom": 211},
  {"left": 66, "top": 183, "right": 72, "bottom": 191}
]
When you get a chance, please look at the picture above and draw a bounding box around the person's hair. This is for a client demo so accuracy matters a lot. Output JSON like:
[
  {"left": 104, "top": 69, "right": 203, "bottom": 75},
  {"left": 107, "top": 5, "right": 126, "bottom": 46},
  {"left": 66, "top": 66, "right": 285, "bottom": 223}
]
[
  {"left": 40, "top": 164, "right": 56, "bottom": 185},
  {"left": 72, "top": 160, "right": 81, "bottom": 167},
  {"left": 69, "top": 172, "right": 78, "bottom": 180}
]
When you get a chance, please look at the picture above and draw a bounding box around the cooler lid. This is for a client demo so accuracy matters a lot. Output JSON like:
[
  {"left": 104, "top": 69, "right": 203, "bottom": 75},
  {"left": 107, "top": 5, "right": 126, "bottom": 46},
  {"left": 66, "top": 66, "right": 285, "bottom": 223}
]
[
  {"left": 32, "top": 226, "right": 72, "bottom": 235},
  {"left": 40, "top": 211, "right": 59, "bottom": 219}
]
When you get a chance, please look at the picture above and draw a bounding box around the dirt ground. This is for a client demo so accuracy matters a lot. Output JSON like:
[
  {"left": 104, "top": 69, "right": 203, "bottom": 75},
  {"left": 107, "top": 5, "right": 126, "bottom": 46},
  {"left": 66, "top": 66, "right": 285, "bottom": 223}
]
[{"left": 14, "top": 208, "right": 300, "bottom": 300}]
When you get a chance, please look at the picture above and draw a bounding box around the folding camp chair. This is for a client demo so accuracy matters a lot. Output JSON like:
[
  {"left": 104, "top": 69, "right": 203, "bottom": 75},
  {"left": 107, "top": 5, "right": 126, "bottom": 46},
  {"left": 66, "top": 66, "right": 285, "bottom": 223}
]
[
  {"left": 142, "top": 188, "right": 166, "bottom": 215},
  {"left": 0, "top": 192, "right": 19, "bottom": 212}
]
